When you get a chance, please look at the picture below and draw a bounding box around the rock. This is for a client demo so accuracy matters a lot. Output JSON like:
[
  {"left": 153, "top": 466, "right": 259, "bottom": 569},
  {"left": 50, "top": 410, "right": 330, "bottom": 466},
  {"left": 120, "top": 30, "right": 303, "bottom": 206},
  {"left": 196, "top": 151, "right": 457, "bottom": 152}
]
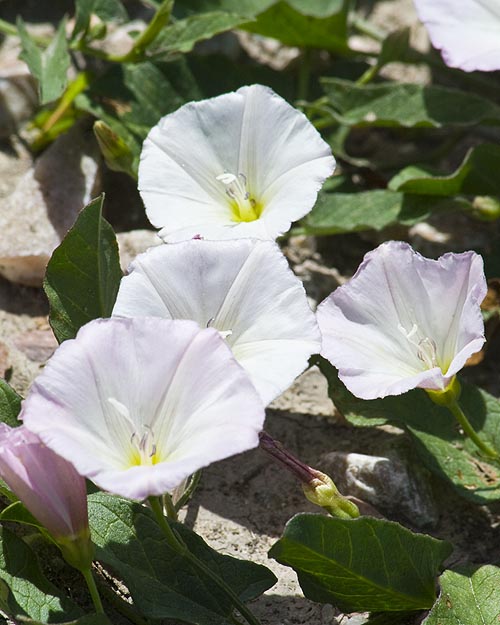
[
  {"left": 13, "top": 328, "right": 58, "bottom": 362},
  {"left": 0, "top": 340, "right": 10, "bottom": 377},
  {"left": 116, "top": 229, "right": 162, "bottom": 272},
  {"left": 0, "top": 123, "right": 101, "bottom": 286},
  {"left": 321, "top": 450, "right": 439, "bottom": 529}
]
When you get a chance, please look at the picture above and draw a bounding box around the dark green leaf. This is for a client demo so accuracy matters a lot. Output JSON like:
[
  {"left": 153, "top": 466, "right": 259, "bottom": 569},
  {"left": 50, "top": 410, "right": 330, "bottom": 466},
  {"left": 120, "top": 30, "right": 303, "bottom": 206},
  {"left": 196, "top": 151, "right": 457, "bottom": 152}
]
[
  {"left": 318, "top": 358, "right": 500, "bottom": 503},
  {"left": 73, "top": 0, "right": 128, "bottom": 40},
  {"left": 17, "top": 18, "right": 70, "bottom": 105},
  {"left": 269, "top": 513, "right": 452, "bottom": 612},
  {"left": 88, "top": 492, "right": 276, "bottom": 624},
  {"left": 378, "top": 28, "right": 410, "bottom": 66},
  {"left": 242, "top": 1, "right": 349, "bottom": 53},
  {"left": 389, "top": 144, "right": 500, "bottom": 196},
  {"left": 175, "top": 0, "right": 274, "bottom": 17},
  {"left": 44, "top": 195, "right": 122, "bottom": 343},
  {"left": 149, "top": 11, "right": 248, "bottom": 58},
  {"left": 301, "top": 190, "right": 470, "bottom": 235},
  {"left": 0, "top": 379, "right": 22, "bottom": 427},
  {"left": 321, "top": 78, "right": 500, "bottom": 128},
  {"left": 423, "top": 565, "right": 500, "bottom": 624},
  {"left": 0, "top": 502, "right": 44, "bottom": 532},
  {"left": 19, "top": 615, "right": 111, "bottom": 625},
  {"left": 0, "top": 527, "right": 82, "bottom": 622}
]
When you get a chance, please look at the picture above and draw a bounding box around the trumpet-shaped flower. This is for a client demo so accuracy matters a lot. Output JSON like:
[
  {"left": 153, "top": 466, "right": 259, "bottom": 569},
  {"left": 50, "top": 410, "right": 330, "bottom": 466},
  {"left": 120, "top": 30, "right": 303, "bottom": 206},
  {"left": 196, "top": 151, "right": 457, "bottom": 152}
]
[
  {"left": 0, "top": 424, "right": 90, "bottom": 544},
  {"left": 138, "top": 84, "right": 335, "bottom": 242},
  {"left": 112, "top": 239, "right": 321, "bottom": 405},
  {"left": 413, "top": 0, "right": 500, "bottom": 72},
  {"left": 21, "top": 317, "right": 265, "bottom": 501},
  {"left": 317, "top": 241, "right": 486, "bottom": 399}
]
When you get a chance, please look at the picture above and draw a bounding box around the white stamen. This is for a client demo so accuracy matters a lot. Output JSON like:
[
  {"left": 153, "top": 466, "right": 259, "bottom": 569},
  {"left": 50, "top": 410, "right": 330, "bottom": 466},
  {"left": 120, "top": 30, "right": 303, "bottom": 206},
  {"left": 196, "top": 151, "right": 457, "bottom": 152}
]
[
  {"left": 216, "top": 171, "right": 258, "bottom": 221},
  {"left": 207, "top": 317, "right": 232, "bottom": 340},
  {"left": 398, "top": 323, "right": 438, "bottom": 369}
]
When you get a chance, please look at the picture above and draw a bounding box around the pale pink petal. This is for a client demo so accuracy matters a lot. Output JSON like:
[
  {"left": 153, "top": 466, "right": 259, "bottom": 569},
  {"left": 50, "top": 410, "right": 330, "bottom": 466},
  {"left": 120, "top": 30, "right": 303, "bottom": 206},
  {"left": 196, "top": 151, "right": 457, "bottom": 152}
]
[
  {"left": 21, "top": 318, "right": 265, "bottom": 501},
  {"left": 414, "top": 0, "right": 500, "bottom": 71},
  {"left": 317, "top": 241, "right": 486, "bottom": 399},
  {"left": 0, "top": 424, "right": 88, "bottom": 539},
  {"left": 113, "top": 239, "right": 320, "bottom": 404}
]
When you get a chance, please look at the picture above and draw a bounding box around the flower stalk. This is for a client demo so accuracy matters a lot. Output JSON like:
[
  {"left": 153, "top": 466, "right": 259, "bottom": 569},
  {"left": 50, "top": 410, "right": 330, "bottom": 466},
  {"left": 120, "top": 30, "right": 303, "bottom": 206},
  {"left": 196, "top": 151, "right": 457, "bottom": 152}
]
[
  {"left": 81, "top": 567, "right": 105, "bottom": 615},
  {"left": 148, "top": 497, "right": 261, "bottom": 625},
  {"left": 427, "top": 378, "right": 498, "bottom": 459},
  {"left": 259, "top": 431, "right": 359, "bottom": 519}
]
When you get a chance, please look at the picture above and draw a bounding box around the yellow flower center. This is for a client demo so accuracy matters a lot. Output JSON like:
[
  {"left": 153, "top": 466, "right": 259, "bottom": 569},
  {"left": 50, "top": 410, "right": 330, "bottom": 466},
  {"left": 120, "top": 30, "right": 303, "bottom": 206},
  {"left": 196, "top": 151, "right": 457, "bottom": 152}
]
[
  {"left": 216, "top": 172, "right": 263, "bottom": 223},
  {"left": 128, "top": 426, "right": 159, "bottom": 467}
]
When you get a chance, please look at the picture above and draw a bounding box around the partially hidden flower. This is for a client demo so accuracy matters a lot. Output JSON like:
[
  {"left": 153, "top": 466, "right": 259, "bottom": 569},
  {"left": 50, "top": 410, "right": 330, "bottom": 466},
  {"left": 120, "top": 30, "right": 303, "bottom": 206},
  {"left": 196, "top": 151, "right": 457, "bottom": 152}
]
[
  {"left": 317, "top": 241, "right": 487, "bottom": 400},
  {"left": 0, "top": 424, "right": 92, "bottom": 569},
  {"left": 413, "top": 0, "right": 500, "bottom": 72},
  {"left": 21, "top": 317, "right": 265, "bottom": 501},
  {"left": 112, "top": 239, "right": 321, "bottom": 405},
  {"left": 138, "top": 84, "right": 335, "bottom": 242}
]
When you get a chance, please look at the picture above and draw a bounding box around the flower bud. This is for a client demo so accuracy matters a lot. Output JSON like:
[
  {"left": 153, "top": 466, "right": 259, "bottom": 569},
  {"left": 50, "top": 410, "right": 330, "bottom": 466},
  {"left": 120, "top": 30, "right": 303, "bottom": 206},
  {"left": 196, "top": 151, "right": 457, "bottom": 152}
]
[
  {"left": 93, "top": 120, "right": 136, "bottom": 178},
  {"left": 0, "top": 424, "right": 93, "bottom": 571}
]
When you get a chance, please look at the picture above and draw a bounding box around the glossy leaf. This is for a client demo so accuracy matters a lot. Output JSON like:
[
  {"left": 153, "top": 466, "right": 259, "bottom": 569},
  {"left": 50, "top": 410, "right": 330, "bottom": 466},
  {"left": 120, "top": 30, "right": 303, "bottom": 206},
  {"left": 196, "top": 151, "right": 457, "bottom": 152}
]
[
  {"left": 88, "top": 492, "right": 276, "bottom": 624},
  {"left": 243, "top": 1, "right": 349, "bottom": 53},
  {"left": 17, "top": 18, "right": 70, "bottom": 105},
  {"left": 300, "top": 190, "right": 469, "bottom": 235},
  {"left": 321, "top": 79, "right": 500, "bottom": 128},
  {"left": 44, "top": 195, "right": 122, "bottom": 343},
  {"left": 0, "top": 379, "right": 22, "bottom": 427},
  {"left": 423, "top": 565, "right": 500, "bottom": 624},
  {"left": 0, "top": 527, "right": 82, "bottom": 622},
  {"left": 269, "top": 513, "right": 452, "bottom": 612},
  {"left": 389, "top": 144, "right": 500, "bottom": 196},
  {"left": 149, "top": 11, "right": 248, "bottom": 58},
  {"left": 318, "top": 358, "right": 500, "bottom": 503}
]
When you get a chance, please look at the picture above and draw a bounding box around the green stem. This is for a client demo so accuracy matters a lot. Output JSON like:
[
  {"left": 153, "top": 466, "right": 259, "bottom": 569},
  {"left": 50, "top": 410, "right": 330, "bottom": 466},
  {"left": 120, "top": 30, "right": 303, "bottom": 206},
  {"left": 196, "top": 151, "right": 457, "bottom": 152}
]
[
  {"left": 163, "top": 492, "right": 178, "bottom": 521},
  {"left": 297, "top": 48, "right": 311, "bottom": 102},
  {"left": 149, "top": 497, "right": 261, "bottom": 625},
  {"left": 96, "top": 578, "right": 149, "bottom": 625},
  {"left": 175, "top": 470, "right": 202, "bottom": 512},
  {"left": 447, "top": 400, "right": 498, "bottom": 459},
  {"left": 81, "top": 567, "right": 105, "bottom": 615}
]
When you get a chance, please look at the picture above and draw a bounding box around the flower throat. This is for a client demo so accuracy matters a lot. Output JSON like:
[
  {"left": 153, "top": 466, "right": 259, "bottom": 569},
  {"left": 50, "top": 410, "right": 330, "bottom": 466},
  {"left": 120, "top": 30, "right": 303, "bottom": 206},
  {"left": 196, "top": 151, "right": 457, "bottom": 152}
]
[{"left": 216, "top": 172, "right": 263, "bottom": 223}]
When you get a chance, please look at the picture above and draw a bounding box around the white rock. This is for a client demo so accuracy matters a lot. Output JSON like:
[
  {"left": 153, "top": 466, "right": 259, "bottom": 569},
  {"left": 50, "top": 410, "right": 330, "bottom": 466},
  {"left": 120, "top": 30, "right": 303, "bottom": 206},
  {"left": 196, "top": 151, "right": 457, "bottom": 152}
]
[
  {"left": 321, "top": 450, "right": 438, "bottom": 529},
  {"left": 0, "top": 124, "right": 100, "bottom": 287}
]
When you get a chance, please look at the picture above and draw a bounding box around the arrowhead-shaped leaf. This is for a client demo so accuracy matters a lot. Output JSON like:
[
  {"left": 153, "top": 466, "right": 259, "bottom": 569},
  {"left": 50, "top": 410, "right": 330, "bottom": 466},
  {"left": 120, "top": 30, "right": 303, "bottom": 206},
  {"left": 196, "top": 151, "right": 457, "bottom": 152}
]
[
  {"left": 88, "top": 492, "right": 276, "bottom": 624},
  {"left": 44, "top": 195, "right": 122, "bottom": 343},
  {"left": 269, "top": 513, "right": 452, "bottom": 612}
]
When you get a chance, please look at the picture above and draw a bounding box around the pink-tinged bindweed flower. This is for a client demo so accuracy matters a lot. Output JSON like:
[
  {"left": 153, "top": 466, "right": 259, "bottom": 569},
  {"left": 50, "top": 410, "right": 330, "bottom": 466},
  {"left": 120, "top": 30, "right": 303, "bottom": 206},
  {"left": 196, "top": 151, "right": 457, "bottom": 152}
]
[
  {"left": 413, "top": 0, "right": 500, "bottom": 72},
  {"left": 21, "top": 317, "right": 265, "bottom": 501},
  {"left": 0, "top": 424, "right": 92, "bottom": 567},
  {"left": 317, "top": 241, "right": 487, "bottom": 400},
  {"left": 112, "top": 239, "right": 321, "bottom": 405},
  {"left": 138, "top": 84, "right": 335, "bottom": 242}
]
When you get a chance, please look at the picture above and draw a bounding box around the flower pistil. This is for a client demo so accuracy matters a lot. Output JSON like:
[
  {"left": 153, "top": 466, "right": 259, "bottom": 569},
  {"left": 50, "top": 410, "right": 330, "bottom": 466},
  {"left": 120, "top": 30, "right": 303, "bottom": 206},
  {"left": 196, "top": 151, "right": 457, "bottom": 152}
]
[{"left": 216, "top": 172, "right": 263, "bottom": 223}]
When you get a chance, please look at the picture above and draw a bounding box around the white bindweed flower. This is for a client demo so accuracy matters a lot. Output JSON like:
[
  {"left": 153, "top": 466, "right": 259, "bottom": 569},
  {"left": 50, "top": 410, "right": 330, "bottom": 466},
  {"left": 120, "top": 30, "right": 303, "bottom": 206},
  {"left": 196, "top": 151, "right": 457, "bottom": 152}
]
[
  {"left": 138, "top": 84, "right": 335, "bottom": 241},
  {"left": 112, "top": 239, "right": 321, "bottom": 405},
  {"left": 413, "top": 0, "right": 500, "bottom": 72},
  {"left": 21, "top": 317, "right": 265, "bottom": 500},
  {"left": 317, "top": 241, "right": 487, "bottom": 400}
]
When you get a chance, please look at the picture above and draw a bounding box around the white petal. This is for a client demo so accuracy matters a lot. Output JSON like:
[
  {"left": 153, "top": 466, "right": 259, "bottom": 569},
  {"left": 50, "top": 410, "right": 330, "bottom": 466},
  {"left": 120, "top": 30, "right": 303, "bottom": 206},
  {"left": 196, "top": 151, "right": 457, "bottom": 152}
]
[
  {"left": 414, "top": 0, "right": 500, "bottom": 71},
  {"left": 317, "top": 241, "right": 486, "bottom": 399},
  {"left": 139, "top": 84, "right": 335, "bottom": 241},
  {"left": 21, "top": 318, "right": 265, "bottom": 501},
  {"left": 113, "top": 239, "right": 321, "bottom": 404}
]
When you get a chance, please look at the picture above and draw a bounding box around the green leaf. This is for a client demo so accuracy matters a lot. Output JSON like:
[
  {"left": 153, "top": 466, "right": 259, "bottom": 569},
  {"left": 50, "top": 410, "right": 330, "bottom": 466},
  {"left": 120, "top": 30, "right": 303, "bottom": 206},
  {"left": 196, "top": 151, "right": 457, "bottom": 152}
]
[
  {"left": 17, "top": 18, "right": 70, "bottom": 105},
  {"left": 0, "top": 527, "right": 82, "bottom": 622},
  {"left": 378, "top": 28, "right": 410, "bottom": 66},
  {"left": 423, "top": 565, "right": 500, "bottom": 624},
  {"left": 301, "top": 190, "right": 470, "bottom": 235},
  {"left": 321, "top": 78, "right": 500, "bottom": 128},
  {"left": 269, "top": 514, "right": 452, "bottom": 612},
  {"left": 88, "top": 492, "right": 276, "bottom": 624},
  {"left": 73, "top": 0, "right": 128, "bottom": 40},
  {"left": 149, "top": 11, "right": 248, "bottom": 58},
  {"left": 43, "top": 195, "right": 122, "bottom": 343},
  {"left": 75, "top": 60, "right": 200, "bottom": 174},
  {"left": 175, "top": 0, "right": 274, "bottom": 17},
  {"left": 0, "top": 379, "right": 22, "bottom": 427},
  {"left": 389, "top": 144, "right": 500, "bottom": 196},
  {"left": 0, "top": 502, "right": 44, "bottom": 532},
  {"left": 318, "top": 358, "right": 500, "bottom": 503},
  {"left": 242, "top": 1, "right": 349, "bottom": 53}
]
